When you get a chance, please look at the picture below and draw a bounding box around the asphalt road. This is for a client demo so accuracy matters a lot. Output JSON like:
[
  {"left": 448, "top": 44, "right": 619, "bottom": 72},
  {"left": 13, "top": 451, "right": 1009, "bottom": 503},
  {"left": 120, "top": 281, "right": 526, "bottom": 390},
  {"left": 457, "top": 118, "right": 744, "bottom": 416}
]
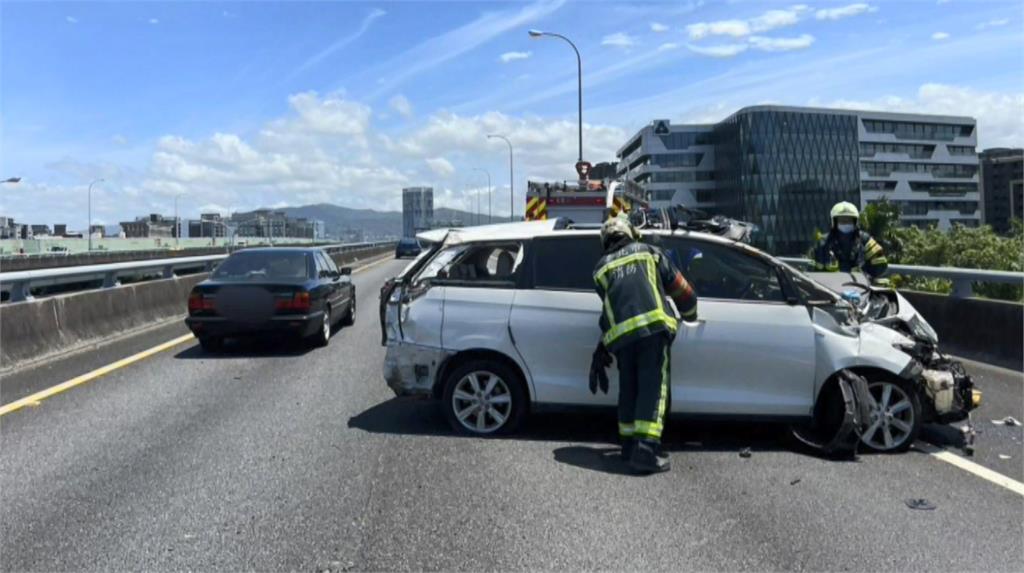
[{"left": 2, "top": 257, "right": 1022, "bottom": 571}]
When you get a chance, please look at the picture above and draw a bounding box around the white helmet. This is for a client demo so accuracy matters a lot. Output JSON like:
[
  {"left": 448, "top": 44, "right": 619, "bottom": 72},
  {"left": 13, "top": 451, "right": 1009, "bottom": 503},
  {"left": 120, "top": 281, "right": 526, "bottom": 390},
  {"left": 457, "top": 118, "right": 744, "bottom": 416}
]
[{"left": 601, "top": 214, "right": 638, "bottom": 248}]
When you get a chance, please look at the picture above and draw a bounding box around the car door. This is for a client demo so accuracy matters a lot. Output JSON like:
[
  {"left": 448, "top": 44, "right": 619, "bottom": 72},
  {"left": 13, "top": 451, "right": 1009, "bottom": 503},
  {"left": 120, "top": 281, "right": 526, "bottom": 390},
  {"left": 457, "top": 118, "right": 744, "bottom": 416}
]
[
  {"left": 319, "top": 251, "right": 351, "bottom": 312},
  {"left": 508, "top": 235, "right": 616, "bottom": 406},
  {"left": 314, "top": 252, "right": 341, "bottom": 311},
  {"left": 657, "top": 237, "right": 817, "bottom": 417},
  {"left": 434, "top": 243, "right": 523, "bottom": 361}
]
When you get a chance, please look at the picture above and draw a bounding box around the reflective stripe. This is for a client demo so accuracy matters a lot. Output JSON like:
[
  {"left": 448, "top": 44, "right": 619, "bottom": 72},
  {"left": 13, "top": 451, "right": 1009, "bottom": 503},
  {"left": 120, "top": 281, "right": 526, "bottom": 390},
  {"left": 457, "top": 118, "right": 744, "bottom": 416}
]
[
  {"left": 594, "top": 252, "right": 655, "bottom": 280},
  {"left": 618, "top": 422, "right": 635, "bottom": 437},
  {"left": 634, "top": 419, "right": 663, "bottom": 439},
  {"left": 680, "top": 306, "right": 697, "bottom": 319},
  {"left": 602, "top": 309, "right": 678, "bottom": 348},
  {"left": 865, "top": 240, "right": 883, "bottom": 258},
  {"left": 657, "top": 344, "right": 669, "bottom": 423}
]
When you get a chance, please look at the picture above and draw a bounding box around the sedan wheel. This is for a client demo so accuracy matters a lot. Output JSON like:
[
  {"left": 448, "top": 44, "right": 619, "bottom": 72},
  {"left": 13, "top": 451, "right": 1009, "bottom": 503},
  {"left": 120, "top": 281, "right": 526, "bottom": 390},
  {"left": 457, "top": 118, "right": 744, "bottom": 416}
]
[
  {"left": 861, "top": 379, "right": 920, "bottom": 452},
  {"left": 442, "top": 360, "right": 526, "bottom": 436},
  {"left": 310, "top": 308, "right": 331, "bottom": 347}
]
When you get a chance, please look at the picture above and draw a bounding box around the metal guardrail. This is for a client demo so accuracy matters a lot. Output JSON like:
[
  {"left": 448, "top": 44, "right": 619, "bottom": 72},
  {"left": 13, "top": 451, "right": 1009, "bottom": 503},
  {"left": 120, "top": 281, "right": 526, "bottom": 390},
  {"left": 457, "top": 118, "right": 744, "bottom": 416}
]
[
  {"left": 0, "top": 241, "right": 395, "bottom": 303},
  {"left": 779, "top": 257, "right": 1024, "bottom": 298}
]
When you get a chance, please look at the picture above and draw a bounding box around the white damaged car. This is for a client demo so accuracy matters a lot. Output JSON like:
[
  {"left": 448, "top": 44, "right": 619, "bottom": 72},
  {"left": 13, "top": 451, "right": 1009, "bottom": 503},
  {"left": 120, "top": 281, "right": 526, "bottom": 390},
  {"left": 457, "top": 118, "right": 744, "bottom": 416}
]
[{"left": 378, "top": 219, "right": 979, "bottom": 454}]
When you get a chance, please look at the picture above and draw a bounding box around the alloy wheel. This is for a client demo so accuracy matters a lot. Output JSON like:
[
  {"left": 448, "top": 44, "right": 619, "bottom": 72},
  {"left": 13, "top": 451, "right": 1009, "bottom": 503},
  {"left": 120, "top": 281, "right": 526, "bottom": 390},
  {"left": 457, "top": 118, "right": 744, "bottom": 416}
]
[
  {"left": 451, "top": 371, "right": 513, "bottom": 434},
  {"left": 861, "top": 381, "right": 915, "bottom": 451}
]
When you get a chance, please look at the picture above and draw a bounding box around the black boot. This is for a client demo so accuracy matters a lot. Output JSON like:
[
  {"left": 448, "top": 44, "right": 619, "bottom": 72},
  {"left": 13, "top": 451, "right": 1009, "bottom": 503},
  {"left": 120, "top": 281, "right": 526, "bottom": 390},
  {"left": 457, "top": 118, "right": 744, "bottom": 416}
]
[
  {"left": 620, "top": 438, "right": 637, "bottom": 461},
  {"left": 629, "top": 439, "right": 671, "bottom": 474}
]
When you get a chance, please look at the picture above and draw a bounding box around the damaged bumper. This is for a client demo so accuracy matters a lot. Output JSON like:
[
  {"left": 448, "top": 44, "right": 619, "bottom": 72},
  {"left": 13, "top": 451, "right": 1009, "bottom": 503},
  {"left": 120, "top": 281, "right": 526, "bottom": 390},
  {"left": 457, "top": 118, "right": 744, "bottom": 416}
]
[
  {"left": 904, "top": 353, "right": 980, "bottom": 423},
  {"left": 383, "top": 342, "right": 452, "bottom": 398}
]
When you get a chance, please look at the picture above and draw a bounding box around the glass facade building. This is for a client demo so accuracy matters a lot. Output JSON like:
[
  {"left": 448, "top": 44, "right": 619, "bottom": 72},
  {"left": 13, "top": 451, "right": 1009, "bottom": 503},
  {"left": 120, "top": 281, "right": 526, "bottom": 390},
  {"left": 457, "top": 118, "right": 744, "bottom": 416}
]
[
  {"left": 713, "top": 109, "right": 861, "bottom": 255},
  {"left": 619, "top": 106, "right": 979, "bottom": 256},
  {"left": 402, "top": 187, "right": 434, "bottom": 238}
]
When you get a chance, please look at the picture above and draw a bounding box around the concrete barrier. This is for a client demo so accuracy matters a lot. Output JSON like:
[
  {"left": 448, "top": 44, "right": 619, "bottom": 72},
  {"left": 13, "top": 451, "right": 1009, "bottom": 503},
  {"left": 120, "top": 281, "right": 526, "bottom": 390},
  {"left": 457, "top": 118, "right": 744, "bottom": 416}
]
[
  {"left": 902, "top": 291, "right": 1023, "bottom": 371},
  {"left": 1, "top": 274, "right": 205, "bottom": 372}
]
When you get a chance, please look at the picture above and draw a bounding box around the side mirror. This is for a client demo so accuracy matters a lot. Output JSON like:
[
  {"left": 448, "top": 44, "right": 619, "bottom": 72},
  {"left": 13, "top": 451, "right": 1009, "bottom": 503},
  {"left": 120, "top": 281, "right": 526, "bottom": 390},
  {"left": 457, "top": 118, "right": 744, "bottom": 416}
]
[{"left": 340, "top": 267, "right": 352, "bottom": 276}]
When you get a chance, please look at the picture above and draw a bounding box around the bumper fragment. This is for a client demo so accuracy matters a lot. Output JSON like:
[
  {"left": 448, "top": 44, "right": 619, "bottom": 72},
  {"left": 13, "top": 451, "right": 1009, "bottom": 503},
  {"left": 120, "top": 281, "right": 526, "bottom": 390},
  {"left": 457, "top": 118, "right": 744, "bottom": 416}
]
[{"left": 383, "top": 343, "right": 452, "bottom": 398}]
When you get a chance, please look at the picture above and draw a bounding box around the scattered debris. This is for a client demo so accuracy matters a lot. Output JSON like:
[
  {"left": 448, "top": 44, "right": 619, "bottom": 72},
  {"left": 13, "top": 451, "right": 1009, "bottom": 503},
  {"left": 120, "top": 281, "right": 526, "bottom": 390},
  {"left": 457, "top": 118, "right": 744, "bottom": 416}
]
[
  {"left": 991, "top": 416, "right": 1021, "bottom": 427},
  {"left": 790, "top": 478, "right": 802, "bottom": 486},
  {"left": 998, "top": 454, "right": 1012, "bottom": 460},
  {"left": 739, "top": 448, "right": 752, "bottom": 458},
  {"left": 905, "top": 498, "right": 936, "bottom": 511}
]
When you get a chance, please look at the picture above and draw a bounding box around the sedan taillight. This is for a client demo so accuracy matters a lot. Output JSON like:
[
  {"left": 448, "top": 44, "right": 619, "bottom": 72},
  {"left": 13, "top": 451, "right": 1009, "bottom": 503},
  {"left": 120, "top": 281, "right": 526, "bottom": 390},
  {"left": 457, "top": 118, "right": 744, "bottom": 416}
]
[
  {"left": 188, "top": 291, "right": 215, "bottom": 314},
  {"left": 275, "top": 291, "right": 311, "bottom": 313}
]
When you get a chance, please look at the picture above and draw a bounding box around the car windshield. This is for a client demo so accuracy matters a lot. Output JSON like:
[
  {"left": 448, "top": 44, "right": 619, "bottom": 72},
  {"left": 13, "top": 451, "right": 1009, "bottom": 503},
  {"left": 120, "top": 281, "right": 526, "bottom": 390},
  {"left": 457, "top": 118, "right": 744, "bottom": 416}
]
[{"left": 213, "top": 251, "right": 309, "bottom": 280}]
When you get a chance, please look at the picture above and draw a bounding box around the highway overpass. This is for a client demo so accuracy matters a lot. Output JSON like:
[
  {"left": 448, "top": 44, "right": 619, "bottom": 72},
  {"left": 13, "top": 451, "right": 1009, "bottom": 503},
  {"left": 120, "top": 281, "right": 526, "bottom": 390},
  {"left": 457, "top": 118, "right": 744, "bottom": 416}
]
[{"left": 1, "top": 255, "right": 1022, "bottom": 571}]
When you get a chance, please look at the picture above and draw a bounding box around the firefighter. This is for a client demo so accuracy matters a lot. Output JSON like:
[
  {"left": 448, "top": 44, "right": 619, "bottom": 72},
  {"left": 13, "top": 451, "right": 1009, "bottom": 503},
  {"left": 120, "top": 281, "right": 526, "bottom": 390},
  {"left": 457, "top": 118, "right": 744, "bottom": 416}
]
[
  {"left": 814, "top": 201, "right": 889, "bottom": 281},
  {"left": 591, "top": 215, "right": 698, "bottom": 474}
]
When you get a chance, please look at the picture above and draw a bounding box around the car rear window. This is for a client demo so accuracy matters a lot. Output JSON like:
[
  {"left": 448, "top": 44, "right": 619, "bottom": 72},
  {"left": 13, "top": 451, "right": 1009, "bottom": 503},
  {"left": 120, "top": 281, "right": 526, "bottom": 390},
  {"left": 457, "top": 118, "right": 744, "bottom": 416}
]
[
  {"left": 213, "top": 251, "right": 311, "bottom": 280},
  {"left": 531, "top": 237, "right": 604, "bottom": 291}
]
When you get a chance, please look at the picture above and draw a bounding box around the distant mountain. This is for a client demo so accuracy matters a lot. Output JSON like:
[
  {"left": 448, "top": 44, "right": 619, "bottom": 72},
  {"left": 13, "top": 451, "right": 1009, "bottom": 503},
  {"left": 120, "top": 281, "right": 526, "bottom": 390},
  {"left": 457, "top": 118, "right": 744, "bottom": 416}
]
[{"left": 252, "top": 203, "right": 490, "bottom": 239}]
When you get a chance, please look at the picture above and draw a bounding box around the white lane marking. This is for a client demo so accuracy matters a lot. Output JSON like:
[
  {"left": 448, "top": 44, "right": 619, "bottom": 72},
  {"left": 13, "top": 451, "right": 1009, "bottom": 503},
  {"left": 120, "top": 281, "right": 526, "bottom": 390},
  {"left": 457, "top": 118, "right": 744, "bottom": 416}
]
[{"left": 916, "top": 441, "right": 1024, "bottom": 497}]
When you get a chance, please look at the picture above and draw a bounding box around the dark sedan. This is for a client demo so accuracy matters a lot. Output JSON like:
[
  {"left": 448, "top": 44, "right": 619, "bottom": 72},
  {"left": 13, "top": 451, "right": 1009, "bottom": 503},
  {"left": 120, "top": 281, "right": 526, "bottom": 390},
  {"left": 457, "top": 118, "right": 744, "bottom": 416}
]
[
  {"left": 395, "top": 238, "right": 423, "bottom": 259},
  {"left": 185, "top": 248, "right": 355, "bottom": 351}
]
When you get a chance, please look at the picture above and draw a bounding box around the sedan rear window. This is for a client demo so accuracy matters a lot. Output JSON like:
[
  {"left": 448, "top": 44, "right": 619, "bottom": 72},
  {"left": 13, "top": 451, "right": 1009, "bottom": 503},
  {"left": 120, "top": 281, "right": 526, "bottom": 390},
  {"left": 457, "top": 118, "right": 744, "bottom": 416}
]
[{"left": 213, "top": 251, "right": 311, "bottom": 280}]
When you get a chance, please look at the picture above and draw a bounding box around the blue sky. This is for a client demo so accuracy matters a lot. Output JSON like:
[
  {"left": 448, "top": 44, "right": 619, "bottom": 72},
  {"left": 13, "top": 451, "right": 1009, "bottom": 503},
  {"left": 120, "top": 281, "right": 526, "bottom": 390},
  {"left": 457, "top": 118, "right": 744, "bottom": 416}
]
[{"left": 1, "top": 0, "right": 1022, "bottom": 228}]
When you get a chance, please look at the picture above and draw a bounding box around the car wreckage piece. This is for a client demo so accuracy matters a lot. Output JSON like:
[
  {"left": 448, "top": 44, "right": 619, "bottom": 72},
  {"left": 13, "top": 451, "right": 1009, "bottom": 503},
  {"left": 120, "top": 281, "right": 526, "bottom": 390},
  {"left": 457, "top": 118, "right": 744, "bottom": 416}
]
[{"left": 790, "top": 369, "right": 874, "bottom": 457}]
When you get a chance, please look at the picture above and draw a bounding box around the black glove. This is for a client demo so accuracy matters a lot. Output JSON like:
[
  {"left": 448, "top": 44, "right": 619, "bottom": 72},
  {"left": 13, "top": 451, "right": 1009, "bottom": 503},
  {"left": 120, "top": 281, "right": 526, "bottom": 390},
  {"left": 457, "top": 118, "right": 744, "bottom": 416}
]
[{"left": 589, "top": 342, "right": 612, "bottom": 394}]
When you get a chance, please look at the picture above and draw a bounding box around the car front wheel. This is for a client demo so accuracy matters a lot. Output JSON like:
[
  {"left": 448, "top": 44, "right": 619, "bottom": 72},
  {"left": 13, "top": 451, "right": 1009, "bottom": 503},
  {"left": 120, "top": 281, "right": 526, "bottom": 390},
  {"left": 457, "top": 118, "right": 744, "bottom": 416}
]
[
  {"left": 861, "top": 377, "right": 921, "bottom": 452},
  {"left": 441, "top": 360, "right": 526, "bottom": 436}
]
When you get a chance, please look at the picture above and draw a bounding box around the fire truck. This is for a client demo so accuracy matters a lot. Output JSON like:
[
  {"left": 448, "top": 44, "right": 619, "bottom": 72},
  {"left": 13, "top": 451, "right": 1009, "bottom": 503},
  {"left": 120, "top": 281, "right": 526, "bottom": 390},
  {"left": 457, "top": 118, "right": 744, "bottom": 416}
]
[{"left": 524, "top": 179, "right": 649, "bottom": 224}]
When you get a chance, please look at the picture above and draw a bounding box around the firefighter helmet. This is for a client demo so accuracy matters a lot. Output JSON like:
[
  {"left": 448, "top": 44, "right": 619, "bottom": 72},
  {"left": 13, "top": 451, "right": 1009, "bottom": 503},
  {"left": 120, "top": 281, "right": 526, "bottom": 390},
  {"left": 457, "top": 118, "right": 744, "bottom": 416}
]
[
  {"left": 601, "top": 213, "right": 638, "bottom": 248},
  {"left": 830, "top": 201, "right": 860, "bottom": 221}
]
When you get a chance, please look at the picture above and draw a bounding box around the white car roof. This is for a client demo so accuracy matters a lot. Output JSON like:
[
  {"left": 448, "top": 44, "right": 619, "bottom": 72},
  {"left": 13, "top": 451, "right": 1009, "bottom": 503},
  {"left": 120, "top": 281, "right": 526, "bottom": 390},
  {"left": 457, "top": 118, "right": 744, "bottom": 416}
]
[{"left": 417, "top": 218, "right": 757, "bottom": 253}]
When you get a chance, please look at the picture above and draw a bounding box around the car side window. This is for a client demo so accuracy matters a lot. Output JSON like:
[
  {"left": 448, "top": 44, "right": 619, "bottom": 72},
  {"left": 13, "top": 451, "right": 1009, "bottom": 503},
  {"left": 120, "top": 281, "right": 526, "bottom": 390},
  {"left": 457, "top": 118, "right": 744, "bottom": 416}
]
[
  {"left": 660, "top": 238, "right": 785, "bottom": 302},
  {"left": 434, "top": 243, "right": 523, "bottom": 286},
  {"left": 531, "top": 236, "right": 605, "bottom": 291},
  {"left": 319, "top": 252, "right": 339, "bottom": 275}
]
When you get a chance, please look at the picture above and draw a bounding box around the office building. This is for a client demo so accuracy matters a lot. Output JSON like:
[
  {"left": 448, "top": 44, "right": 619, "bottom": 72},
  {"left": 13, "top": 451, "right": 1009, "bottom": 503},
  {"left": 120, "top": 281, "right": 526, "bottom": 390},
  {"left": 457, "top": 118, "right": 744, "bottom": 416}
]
[
  {"left": 188, "top": 213, "right": 228, "bottom": 238},
  {"left": 403, "top": 187, "right": 434, "bottom": 238},
  {"left": 979, "top": 148, "right": 1023, "bottom": 234},
  {"left": 618, "top": 106, "right": 978, "bottom": 255},
  {"left": 30, "top": 224, "right": 52, "bottom": 237},
  {"left": 120, "top": 214, "right": 178, "bottom": 238},
  {"left": 617, "top": 121, "right": 716, "bottom": 206}
]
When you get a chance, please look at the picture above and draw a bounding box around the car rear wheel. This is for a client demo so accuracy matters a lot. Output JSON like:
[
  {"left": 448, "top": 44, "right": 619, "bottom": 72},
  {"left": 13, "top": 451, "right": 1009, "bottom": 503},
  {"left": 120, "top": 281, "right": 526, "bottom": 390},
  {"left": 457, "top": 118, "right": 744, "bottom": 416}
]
[
  {"left": 310, "top": 308, "right": 331, "bottom": 348},
  {"left": 861, "top": 377, "right": 921, "bottom": 453},
  {"left": 442, "top": 360, "right": 526, "bottom": 436}
]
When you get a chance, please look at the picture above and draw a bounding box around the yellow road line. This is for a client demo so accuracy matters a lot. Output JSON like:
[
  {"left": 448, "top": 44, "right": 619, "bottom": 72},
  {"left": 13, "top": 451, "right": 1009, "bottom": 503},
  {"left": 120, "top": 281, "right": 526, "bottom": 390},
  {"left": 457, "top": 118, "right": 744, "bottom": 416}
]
[
  {"left": 916, "top": 441, "right": 1024, "bottom": 497},
  {"left": 352, "top": 254, "right": 396, "bottom": 274},
  {"left": 0, "top": 333, "right": 196, "bottom": 417}
]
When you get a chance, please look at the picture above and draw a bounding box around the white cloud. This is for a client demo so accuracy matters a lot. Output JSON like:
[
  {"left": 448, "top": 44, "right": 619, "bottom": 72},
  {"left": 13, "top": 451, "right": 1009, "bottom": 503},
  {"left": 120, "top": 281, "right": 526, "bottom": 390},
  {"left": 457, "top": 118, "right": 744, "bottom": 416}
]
[
  {"left": 499, "top": 51, "right": 531, "bottom": 63},
  {"left": 687, "top": 19, "right": 750, "bottom": 40},
  {"left": 112, "top": 135, "right": 128, "bottom": 145},
  {"left": 601, "top": 32, "right": 636, "bottom": 48},
  {"left": 826, "top": 83, "right": 1024, "bottom": 149},
  {"left": 687, "top": 43, "right": 749, "bottom": 58},
  {"left": 976, "top": 18, "right": 1009, "bottom": 30},
  {"left": 748, "top": 34, "right": 815, "bottom": 52},
  {"left": 815, "top": 4, "right": 876, "bottom": 21},
  {"left": 425, "top": 157, "right": 455, "bottom": 177},
  {"left": 686, "top": 5, "right": 812, "bottom": 41},
  {"left": 148, "top": 18, "right": 159, "bottom": 25},
  {"left": 658, "top": 42, "right": 680, "bottom": 52},
  {"left": 931, "top": 31, "right": 950, "bottom": 41},
  {"left": 650, "top": 22, "right": 669, "bottom": 32},
  {"left": 289, "top": 9, "right": 386, "bottom": 80},
  {"left": 65, "top": 16, "right": 78, "bottom": 24},
  {"left": 389, "top": 94, "right": 413, "bottom": 118}
]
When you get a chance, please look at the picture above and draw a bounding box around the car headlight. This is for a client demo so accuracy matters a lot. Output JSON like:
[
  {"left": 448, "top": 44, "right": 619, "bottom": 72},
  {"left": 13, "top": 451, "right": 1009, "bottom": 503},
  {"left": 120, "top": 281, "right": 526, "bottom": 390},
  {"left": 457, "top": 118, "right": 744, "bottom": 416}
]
[{"left": 908, "top": 315, "right": 938, "bottom": 345}]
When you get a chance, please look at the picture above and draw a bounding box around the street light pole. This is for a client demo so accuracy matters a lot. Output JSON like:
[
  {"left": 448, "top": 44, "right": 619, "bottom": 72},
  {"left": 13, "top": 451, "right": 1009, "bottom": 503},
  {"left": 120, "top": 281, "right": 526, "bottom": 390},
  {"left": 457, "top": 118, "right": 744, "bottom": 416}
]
[
  {"left": 529, "top": 29, "right": 583, "bottom": 163},
  {"left": 487, "top": 134, "right": 514, "bottom": 222},
  {"left": 472, "top": 168, "right": 492, "bottom": 224},
  {"left": 87, "top": 179, "right": 104, "bottom": 252}
]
